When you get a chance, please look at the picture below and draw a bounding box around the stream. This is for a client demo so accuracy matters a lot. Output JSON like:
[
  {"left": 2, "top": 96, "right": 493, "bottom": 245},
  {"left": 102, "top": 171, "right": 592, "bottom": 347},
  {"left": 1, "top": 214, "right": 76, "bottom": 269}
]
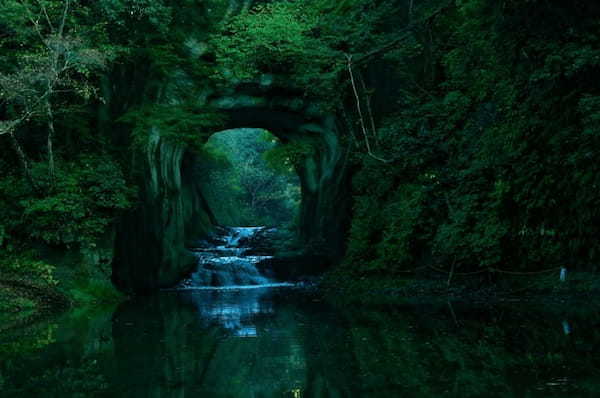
[
  {"left": 1, "top": 228, "right": 600, "bottom": 397},
  {"left": 178, "top": 226, "right": 291, "bottom": 289}
]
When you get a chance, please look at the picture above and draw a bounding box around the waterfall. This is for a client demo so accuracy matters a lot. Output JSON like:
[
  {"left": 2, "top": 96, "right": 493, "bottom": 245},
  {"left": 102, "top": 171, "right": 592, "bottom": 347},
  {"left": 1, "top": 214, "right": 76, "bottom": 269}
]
[{"left": 178, "top": 227, "right": 291, "bottom": 290}]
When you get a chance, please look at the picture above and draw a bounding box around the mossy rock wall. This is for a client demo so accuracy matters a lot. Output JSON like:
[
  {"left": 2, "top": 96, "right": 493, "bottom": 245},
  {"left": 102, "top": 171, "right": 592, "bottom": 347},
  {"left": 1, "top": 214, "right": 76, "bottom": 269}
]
[{"left": 112, "top": 134, "right": 217, "bottom": 293}]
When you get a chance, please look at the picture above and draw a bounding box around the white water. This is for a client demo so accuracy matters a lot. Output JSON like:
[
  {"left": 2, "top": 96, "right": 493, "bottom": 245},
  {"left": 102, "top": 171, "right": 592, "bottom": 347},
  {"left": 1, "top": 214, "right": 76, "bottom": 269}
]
[
  {"left": 225, "top": 226, "right": 264, "bottom": 247},
  {"left": 178, "top": 227, "right": 286, "bottom": 290},
  {"left": 177, "top": 283, "right": 294, "bottom": 291}
]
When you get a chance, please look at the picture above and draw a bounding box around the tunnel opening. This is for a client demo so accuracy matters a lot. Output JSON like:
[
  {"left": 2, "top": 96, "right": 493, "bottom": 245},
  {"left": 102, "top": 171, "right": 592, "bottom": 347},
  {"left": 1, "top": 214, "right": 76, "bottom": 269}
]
[
  {"left": 113, "top": 98, "right": 352, "bottom": 293},
  {"left": 178, "top": 128, "right": 304, "bottom": 290},
  {"left": 198, "top": 128, "right": 301, "bottom": 230}
]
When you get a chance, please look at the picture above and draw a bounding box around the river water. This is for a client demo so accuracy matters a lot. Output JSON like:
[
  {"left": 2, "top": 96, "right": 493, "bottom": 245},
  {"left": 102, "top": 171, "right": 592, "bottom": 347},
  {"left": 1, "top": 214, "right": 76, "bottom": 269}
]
[
  {"left": 2, "top": 288, "right": 600, "bottom": 397},
  {"left": 1, "top": 228, "right": 599, "bottom": 396}
]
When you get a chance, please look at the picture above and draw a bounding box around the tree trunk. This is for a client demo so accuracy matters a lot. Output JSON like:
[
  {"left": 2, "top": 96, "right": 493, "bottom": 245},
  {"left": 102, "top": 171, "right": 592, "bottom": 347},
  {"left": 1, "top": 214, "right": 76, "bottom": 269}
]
[
  {"left": 9, "top": 131, "right": 37, "bottom": 191},
  {"left": 45, "top": 99, "right": 56, "bottom": 184}
]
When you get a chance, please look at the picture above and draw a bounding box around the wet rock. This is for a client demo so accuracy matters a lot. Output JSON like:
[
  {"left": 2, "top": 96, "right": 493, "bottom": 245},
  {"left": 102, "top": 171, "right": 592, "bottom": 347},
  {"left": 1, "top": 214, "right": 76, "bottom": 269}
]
[
  {"left": 179, "top": 227, "right": 276, "bottom": 288},
  {"left": 257, "top": 253, "right": 331, "bottom": 282}
]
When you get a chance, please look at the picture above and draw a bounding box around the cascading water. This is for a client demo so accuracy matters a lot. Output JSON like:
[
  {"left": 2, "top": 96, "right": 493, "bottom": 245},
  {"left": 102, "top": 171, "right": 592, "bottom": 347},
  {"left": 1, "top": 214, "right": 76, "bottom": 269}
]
[{"left": 178, "top": 227, "right": 291, "bottom": 290}]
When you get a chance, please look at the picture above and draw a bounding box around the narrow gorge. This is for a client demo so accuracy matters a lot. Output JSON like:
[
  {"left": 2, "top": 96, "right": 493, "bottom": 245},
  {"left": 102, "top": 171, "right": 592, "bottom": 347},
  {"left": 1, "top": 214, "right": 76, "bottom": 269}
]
[
  {"left": 111, "top": 74, "right": 352, "bottom": 293},
  {"left": 3, "top": 1, "right": 600, "bottom": 395}
]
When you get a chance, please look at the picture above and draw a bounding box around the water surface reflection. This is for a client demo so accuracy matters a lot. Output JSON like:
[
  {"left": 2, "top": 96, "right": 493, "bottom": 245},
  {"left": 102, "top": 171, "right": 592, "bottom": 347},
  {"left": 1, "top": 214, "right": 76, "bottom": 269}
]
[
  {"left": 182, "top": 288, "right": 277, "bottom": 336},
  {"left": 1, "top": 288, "right": 600, "bottom": 397}
]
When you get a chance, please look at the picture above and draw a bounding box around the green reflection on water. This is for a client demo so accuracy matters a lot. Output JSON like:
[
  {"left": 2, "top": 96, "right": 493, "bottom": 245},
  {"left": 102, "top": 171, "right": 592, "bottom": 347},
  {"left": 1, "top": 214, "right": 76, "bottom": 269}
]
[{"left": 1, "top": 288, "right": 600, "bottom": 397}]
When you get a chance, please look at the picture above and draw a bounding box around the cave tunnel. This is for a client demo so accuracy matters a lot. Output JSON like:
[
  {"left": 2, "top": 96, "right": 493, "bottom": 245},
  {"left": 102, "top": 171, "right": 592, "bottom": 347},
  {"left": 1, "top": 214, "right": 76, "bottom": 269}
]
[{"left": 111, "top": 96, "right": 353, "bottom": 294}]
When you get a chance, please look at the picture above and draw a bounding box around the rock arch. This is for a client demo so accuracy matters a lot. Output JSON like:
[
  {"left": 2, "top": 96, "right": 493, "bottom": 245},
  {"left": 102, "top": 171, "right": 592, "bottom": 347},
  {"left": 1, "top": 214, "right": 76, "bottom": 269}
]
[{"left": 111, "top": 79, "right": 352, "bottom": 293}]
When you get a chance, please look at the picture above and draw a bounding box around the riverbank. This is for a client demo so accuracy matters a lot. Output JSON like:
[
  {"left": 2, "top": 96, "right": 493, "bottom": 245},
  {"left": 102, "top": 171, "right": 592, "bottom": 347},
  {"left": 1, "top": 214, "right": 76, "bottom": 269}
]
[
  {"left": 0, "top": 253, "right": 123, "bottom": 331},
  {"left": 0, "top": 277, "right": 69, "bottom": 333},
  {"left": 320, "top": 268, "right": 600, "bottom": 305}
]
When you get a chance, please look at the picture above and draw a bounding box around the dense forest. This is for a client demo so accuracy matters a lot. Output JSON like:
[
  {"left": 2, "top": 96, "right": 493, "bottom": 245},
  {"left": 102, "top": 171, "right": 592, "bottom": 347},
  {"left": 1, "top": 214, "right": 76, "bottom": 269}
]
[
  {"left": 0, "top": 0, "right": 600, "bottom": 320},
  {"left": 200, "top": 128, "right": 300, "bottom": 227},
  {"left": 2, "top": 0, "right": 600, "bottom": 396}
]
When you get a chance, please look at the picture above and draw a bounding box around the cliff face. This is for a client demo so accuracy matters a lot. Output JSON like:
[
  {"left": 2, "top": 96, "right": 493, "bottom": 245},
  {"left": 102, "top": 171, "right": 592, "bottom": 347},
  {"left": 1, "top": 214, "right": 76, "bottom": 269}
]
[
  {"left": 110, "top": 93, "right": 352, "bottom": 292},
  {"left": 295, "top": 118, "right": 352, "bottom": 260},
  {"left": 107, "top": 26, "right": 352, "bottom": 293},
  {"left": 112, "top": 132, "right": 217, "bottom": 293},
  {"left": 111, "top": 105, "right": 352, "bottom": 293}
]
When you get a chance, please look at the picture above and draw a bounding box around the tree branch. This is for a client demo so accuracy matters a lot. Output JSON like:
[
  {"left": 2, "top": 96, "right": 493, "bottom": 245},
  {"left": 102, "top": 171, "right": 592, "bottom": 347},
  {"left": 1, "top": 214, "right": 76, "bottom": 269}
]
[
  {"left": 0, "top": 90, "right": 52, "bottom": 135},
  {"left": 345, "top": 54, "right": 391, "bottom": 163},
  {"left": 352, "top": 2, "right": 452, "bottom": 67},
  {"left": 58, "top": 0, "right": 70, "bottom": 37},
  {"left": 18, "top": 0, "right": 47, "bottom": 45},
  {"left": 357, "top": 71, "right": 379, "bottom": 145},
  {"left": 36, "top": 0, "right": 55, "bottom": 31}
]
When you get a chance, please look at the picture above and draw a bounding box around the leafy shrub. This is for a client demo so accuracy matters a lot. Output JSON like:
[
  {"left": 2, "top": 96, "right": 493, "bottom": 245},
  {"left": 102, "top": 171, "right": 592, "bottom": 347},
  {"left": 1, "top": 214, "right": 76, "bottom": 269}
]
[
  {"left": 345, "top": 0, "right": 600, "bottom": 274},
  {"left": 0, "top": 254, "right": 58, "bottom": 287},
  {"left": 119, "top": 103, "right": 225, "bottom": 153},
  {"left": 0, "top": 154, "right": 134, "bottom": 249}
]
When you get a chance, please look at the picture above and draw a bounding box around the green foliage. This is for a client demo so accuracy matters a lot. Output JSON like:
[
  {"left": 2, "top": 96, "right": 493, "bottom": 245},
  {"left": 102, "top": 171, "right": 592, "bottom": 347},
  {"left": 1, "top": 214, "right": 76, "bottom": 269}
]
[
  {"left": 68, "top": 278, "right": 122, "bottom": 306},
  {"left": 200, "top": 129, "right": 301, "bottom": 227},
  {"left": 0, "top": 0, "right": 112, "bottom": 135},
  {"left": 119, "top": 103, "right": 224, "bottom": 152},
  {"left": 213, "top": 2, "right": 338, "bottom": 97},
  {"left": 196, "top": 143, "right": 231, "bottom": 169},
  {"left": 263, "top": 138, "right": 317, "bottom": 173},
  {"left": 345, "top": 0, "right": 600, "bottom": 275},
  {"left": 0, "top": 254, "right": 58, "bottom": 288},
  {"left": 0, "top": 155, "right": 133, "bottom": 248},
  {"left": 212, "top": 0, "right": 396, "bottom": 103},
  {"left": 1, "top": 0, "right": 599, "bottom": 286},
  {"left": 0, "top": 224, "right": 6, "bottom": 247},
  {"left": 97, "top": 0, "right": 173, "bottom": 34}
]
